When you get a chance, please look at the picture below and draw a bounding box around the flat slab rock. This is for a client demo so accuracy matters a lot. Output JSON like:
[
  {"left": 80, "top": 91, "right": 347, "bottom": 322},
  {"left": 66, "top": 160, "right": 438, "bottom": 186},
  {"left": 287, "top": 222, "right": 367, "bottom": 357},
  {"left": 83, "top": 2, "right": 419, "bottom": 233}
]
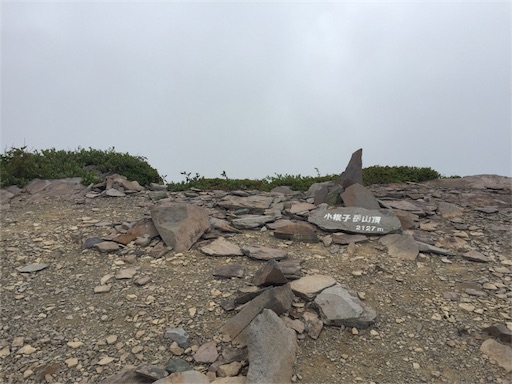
[
  {"left": 308, "top": 206, "right": 402, "bottom": 235},
  {"left": 289, "top": 274, "right": 336, "bottom": 301},
  {"left": 313, "top": 284, "right": 377, "bottom": 329},
  {"left": 201, "top": 238, "right": 244, "bottom": 257},
  {"left": 242, "top": 245, "right": 288, "bottom": 260}
]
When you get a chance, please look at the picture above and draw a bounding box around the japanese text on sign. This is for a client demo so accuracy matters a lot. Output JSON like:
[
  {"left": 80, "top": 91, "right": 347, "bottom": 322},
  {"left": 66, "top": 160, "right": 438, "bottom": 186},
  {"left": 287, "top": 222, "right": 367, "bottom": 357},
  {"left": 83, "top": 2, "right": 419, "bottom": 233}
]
[{"left": 323, "top": 213, "right": 382, "bottom": 224}]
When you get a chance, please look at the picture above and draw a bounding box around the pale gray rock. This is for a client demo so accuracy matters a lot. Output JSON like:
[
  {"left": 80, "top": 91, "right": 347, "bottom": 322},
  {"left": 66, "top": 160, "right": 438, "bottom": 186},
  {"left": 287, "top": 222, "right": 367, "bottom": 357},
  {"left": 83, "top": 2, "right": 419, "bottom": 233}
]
[
  {"left": 276, "top": 259, "right": 303, "bottom": 280},
  {"left": 289, "top": 274, "right": 336, "bottom": 301},
  {"left": 16, "top": 263, "right": 49, "bottom": 273},
  {"left": 417, "top": 241, "right": 456, "bottom": 256},
  {"left": 217, "top": 195, "right": 274, "bottom": 213},
  {"left": 286, "top": 202, "right": 316, "bottom": 215},
  {"left": 164, "top": 327, "right": 190, "bottom": 348},
  {"left": 246, "top": 309, "right": 297, "bottom": 384},
  {"left": 314, "top": 284, "right": 377, "bottom": 329},
  {"left": 379, "top": 234, "right": 419, "bottom": 260},
  {"left": 437, "top": 201, "right": 464, "bottom": 218},
  {"left": 106, "top": 188, "right": 126, "bottom": 197},
  {"left": 242, "top": 245, "right": 287, "bottom": 260},
  {"left": 94, "top": 241, "right": 121, "bottom": 253},
  {"left": 115, "top": 267, "right": 137, "bottom": 279},
  {"left": 462, "top": 250, "right": 490, "bottom": 263},
  {"left": 308, "top": 206, "right": 401, "bottom": 235},
  {"left": 193, "top": 341, "right": 218, "bottom": 363},
  {"left": 331, "top": 233, "right": 369, "bottom": 245},
  {"left": 210, "top": 217, "right": 241, "bottom": 233},
  {"left": 303, "top": 311, "right": 323, "bottom": 340},
  {"left": 341, "top": 183, "right": 380, "bottom": 210},
  {"left": 272, "top": 221, "right": 319, "bottom": 243},
  {"left": 231, "top": 215, "right": 275, "bottom": 229},
  {"left": 151, "top": 203, "right": 210, "bottom": 252},
  {"left": 480, "top": 339, "right": 512, "bottom": 372},
  {"left": 201, "top": 238, "right": 244, "bottom": 257}
]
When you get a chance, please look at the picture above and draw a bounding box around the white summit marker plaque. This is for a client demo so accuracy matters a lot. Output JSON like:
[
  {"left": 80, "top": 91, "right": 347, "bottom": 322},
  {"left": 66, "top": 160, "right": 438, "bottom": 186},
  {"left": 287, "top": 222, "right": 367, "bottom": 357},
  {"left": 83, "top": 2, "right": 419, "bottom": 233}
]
[{"left": 308, "top": 207, "right": 402, "bottom": 235}]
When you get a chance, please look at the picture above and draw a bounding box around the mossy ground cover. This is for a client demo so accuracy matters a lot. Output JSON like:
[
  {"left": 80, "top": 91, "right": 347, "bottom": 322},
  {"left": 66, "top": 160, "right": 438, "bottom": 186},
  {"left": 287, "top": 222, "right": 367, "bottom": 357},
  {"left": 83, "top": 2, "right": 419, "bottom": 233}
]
[{"left": 1, "top": 146, "right": 442, "bottom": 190}]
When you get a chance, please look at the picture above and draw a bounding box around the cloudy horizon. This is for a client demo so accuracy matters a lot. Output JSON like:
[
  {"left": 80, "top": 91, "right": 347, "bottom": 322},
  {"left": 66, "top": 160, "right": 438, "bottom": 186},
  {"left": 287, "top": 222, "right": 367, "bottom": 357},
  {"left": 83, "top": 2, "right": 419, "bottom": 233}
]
[{"left": 2, "top": 1, "right": 511, "bottom": 182}]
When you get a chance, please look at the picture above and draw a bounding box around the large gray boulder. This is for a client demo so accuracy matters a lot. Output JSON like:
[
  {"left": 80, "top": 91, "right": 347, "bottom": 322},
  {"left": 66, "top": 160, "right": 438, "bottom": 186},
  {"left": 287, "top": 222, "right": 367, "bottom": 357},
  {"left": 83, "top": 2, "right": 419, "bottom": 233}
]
[
  {"left": 246, "top": 309, "right": 297, "bottom": 384},
  {"left": 150, "top": 203, "right": 209, "bottom": 252}
]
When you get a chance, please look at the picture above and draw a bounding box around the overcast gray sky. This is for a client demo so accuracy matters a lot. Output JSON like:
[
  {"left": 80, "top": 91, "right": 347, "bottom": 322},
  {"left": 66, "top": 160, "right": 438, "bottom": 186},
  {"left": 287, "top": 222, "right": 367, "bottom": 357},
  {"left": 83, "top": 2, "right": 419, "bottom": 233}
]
[{"left": 2, "top": 1, "right": 511, "bottom": 182}]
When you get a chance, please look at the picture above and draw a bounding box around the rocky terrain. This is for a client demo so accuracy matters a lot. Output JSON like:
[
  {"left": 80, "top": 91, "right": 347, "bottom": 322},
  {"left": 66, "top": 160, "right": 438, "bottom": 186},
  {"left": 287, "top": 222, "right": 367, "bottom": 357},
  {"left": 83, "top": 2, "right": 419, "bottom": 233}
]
[{"left": 0, "top": 172, "right": 511, "bottom": 384}]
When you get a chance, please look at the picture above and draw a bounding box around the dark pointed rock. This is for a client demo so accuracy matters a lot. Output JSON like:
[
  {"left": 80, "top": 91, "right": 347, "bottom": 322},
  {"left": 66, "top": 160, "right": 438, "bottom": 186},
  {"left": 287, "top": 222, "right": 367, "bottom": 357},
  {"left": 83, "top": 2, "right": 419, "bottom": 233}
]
[
  {"left": 150, "top": 203, "right": 210, "bottom": 252},
  {"left": 220, "top": 284, "right": 293, "bottom": 340},
  {"left": 339, "top": 149, "right": 363, "bottom": 188},
  {"left": 253, "top": 259, "right": 288, "bottom": 286}
]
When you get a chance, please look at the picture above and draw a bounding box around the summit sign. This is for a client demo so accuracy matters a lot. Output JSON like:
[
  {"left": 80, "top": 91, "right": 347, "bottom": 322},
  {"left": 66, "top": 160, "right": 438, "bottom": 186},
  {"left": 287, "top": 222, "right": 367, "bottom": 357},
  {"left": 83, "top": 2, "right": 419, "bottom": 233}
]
[{"left": 308, "top": 207, "right": 402, "bottom": 235}]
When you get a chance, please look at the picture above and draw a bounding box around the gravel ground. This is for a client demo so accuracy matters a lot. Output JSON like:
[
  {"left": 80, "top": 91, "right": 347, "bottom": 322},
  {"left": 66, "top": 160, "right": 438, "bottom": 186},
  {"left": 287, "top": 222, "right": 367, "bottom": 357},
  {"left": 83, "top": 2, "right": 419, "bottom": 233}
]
[{"left": 1, "top": 184, "right": 511, "bottom": 384}]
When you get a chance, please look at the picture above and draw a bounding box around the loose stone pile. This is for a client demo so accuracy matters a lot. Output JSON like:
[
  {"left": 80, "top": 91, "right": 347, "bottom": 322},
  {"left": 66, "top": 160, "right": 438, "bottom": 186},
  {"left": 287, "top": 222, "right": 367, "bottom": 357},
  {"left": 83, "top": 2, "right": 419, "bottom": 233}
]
[{"left": 1, "top": 150, "right": 511, "bottom": 383}]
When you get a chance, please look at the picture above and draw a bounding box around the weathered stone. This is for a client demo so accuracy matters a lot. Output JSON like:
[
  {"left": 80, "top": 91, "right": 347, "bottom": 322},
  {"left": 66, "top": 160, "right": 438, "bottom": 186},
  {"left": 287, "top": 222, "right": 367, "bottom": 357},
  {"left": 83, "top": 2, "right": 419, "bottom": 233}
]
[
  {"left": 475, "top": 206, "right": 499, "bottom": 214},
  {"left": 106, "top": 188, "right": 126, "bottom": 197},
  {"left": 201, "top": 238, "right": 244, "bottom": 257},
  {"left": 282, "top": 317, "right": 305, "bottom": 334},
  {"left": 386, "top": 200, "right": 422, "bottom": 212},
  {"left": 234, "top": 288, "right": 270, "bottom": 306},
  {"left": 194, "top": 341, "right": 218, "bottom": 363},
  {"left": 462, "top": 250, "right": 490, "bottom": 263},
  {"left": 338, "top": 148, "right": 363, "bottom": 188},
  {"left": 252, "top": 259, "right": 288, "bottom": 287},
  {"left": 379, "top": 234, "right": 419, "bottom": 260},
  {"left": 135, "top": 365, "right": 169, "bottom": 381},
  {"left": 213, "top": 264, "right": 245, "bottom": 279},
  {"left": 483, "top": 324, "right": 512, "bottom": 344},
  {"left": 112, "top": 218, "right": 160, "bottom": 245},
  {"left": 220, "top": 285, "right": 293, "bottom": 340},
  {"left": 308, "top": 206, "right": 401, "bottom": 235},
  {"left": 314, "top": 284, "right": 377, "bottom": 328},
  {"left": 392, "top": 209, "right": 419, "bottom": 230},
  {"left": 134, "top": 276, "right": 152, "bottom": 286},
  {"left": 165, "top": 358, "right": 194, "bottom": 374},
  {"left": 286, "top": 202, "right": 316, "bottom": 215},
  {"left": 331, "top": 233, "right": 369, "bottom": 245},
  {"left": 210, "top": 218, "right": 241, "bottom": 233},
  {"left": 106, "top": 174, "right": 144, "bottom": 192},
  {"left": 289, "top": 274, "right": 336, "bottom": 301},
  {"left": 99, "top": 365, "right": 152, "bottom": 384},
  {"left": 211, "top": 377, "right": 247, "bottom": 384},
  {"left": 437, "top": 201, "right": 464, "bottom": 218},
  {"left": 151, "top": 203, "right": 210, "bottom": 252},
  {"left": 217, "top": 361, "right": 244, "bottom": 377},
  {"left": 246, "top": 309, "right": 297, "bottom": 384},
  {"left": 417, "top": 242, "right": 456, "bottom": 256},
  {"left": 94, "top": 284, "right": 112, "bottom": 293},
  {"left": 480, "top": 339, "right": 512, "bottom": 372},
  {"left": 154, "top": 371, "right": 210, "bottom": 384},
  {"left": 272, "top": 221, "right": 319, "bottom": 243},
  {"left": 276, "top": 259, "right": 303, "bottom": 280},
  {"left": 217, "top": 195, "right": 274, "bottom": 213},
  {"left": 95, "top": 241, "right": 121, "bottom": 253},
  {"left": 115, "top": 267, "right": 137, "bottom": 279},
  {"left": 164, "top": 328, "right": 190, "bottom": 348},
  {"left": 242, "top": 245, "right": 288, "bottom": 261},
  {"left": 231, "top": 215, "right": 275, "bottom": 229},
  {"left": 303, "top": 311, "right": 323, "bottom": 339},
  {"left": 83, "top": 237, "right": 104, "bottom": 249},
  {"left": 16, "top": 263, "right": 49, "bottom": 273},
  {"left": 341, "top": 183, "right": 380, "bottom": 210}
]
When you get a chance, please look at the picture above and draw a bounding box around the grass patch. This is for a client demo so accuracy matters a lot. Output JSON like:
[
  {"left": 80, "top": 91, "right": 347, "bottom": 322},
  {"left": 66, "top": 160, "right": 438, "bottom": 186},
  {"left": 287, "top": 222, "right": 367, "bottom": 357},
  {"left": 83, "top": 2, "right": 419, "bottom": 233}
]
[{"left": 1, "top": 146, "right": 442, "bottom": 190}]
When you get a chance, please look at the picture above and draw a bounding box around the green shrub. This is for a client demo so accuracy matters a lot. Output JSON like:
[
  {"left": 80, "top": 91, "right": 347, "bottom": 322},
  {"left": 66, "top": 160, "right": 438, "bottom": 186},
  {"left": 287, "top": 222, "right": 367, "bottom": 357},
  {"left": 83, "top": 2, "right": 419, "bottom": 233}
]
[
  {"left": 0, "top": 146, "right": 163, "bottom": 187},
  {"left": 362, "top": 165, "right": 441, "bottom": 185}
]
